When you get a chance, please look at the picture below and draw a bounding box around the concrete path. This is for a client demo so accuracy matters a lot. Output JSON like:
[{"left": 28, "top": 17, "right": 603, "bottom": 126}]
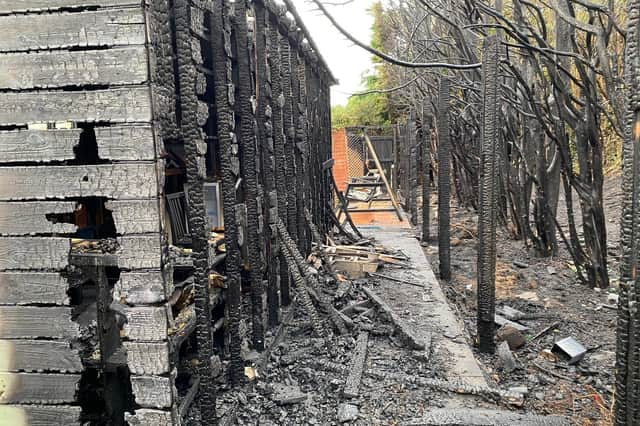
[{"left": 364, "top": 227, "right": 487, "bottom": 390}]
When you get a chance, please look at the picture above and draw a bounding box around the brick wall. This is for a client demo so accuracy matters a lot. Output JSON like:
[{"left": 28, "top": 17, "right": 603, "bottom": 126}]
[{"left": 332, "top": 128, "right": 348, "bottom": 192}]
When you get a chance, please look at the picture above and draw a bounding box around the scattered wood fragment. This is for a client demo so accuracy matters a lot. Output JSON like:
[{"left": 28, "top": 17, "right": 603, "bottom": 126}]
[
  {"left": 271, "top": 383, "right": 307, "bottom": 405},
  {"left": 497, "top": 341, "right": 517, "bottom": 373},
  {"left": 494, "top": 314, "right": 528, "bottom": 332},
  {"left": 314, "top": 359, "right": 507, "bottom": 401},
  {"left": 178, "top": 376, "right": 200, "bottom": 420},
  {"left": 334, "top": 275, "right": 352, "bottom": 300},
  {"left": 530, "top": 322, "right": 560, "bottom": 342},
  {"left": 369, "top": 272, "right": 425, "bottom": 289},
  {"left": 344, "top": 332, "right": 369, "bottom": 398}
]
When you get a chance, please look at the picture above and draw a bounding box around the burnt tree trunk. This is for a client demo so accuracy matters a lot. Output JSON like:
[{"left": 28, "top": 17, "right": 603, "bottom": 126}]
[
  {"left": 422, "top": 98, "right": 433, "bottom": 243},
  {"left": 477, "top": 35, "right": 501, "bottom": 354},
  {"left": 437, "top": 77, "right": 451, "bottom": 281},
  {"left": 615, "top": 1, "right": 640, "bottom": 422}
]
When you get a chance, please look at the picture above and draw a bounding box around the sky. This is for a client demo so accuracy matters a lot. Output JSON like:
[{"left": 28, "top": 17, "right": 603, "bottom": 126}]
[{"left": 295, "top": 0, "right": 376, "bottom": 106}]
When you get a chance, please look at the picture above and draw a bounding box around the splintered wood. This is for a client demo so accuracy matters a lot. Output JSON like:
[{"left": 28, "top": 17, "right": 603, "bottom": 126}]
[{"left": 344, "top": 332, "right": 369, "bottom": 398}]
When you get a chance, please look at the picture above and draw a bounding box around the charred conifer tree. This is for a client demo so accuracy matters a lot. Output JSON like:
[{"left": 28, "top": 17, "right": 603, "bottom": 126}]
[
  {"left": 437, "top": 77, "right": 452, "bottom": 281},
  {"left": 615, "top": 1, "right": 640, "bottom": 422},
  {"left": 477, "top": 35, "right": 501, "bottom": 354}
]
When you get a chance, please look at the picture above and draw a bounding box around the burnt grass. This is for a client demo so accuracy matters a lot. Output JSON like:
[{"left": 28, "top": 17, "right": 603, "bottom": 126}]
[{"left": 424, "top": 173, "right": 623, "bottom": 426}]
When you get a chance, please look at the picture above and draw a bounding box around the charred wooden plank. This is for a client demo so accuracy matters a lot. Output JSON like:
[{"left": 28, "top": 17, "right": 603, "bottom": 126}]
[
  {"left": 178, "top": 376, "right": 199, "bottom": 420},
  {"left": 122, "top": 306, "right": 168, "bottom": 341},
  {"left": 106, "top": 199, "right": 161, "bottom": 235},
  {"left": 117, "top": 235, "right": 162, "bottom": 270},
  {"left": 0, "top": 373, "right": 80, "bottom": 404},
  {"left": 95, "top": 126, "right": 157, "bottom": 161},
  {"left": 0, "top": 46, "right": 148, "bottom": 89},
  {"left": 168, "top": 305, "right": 196, "bottom": 353},
  {"left": 0, "top": 8, "right": 145, "bottom": 52},
  {"left": 0, "top": 87, "right": 152, "bottom": 125},
  {"left": 0, "top": 130, "right": 81, "bottom": 163},
  {"left": 113, "top": 271, "right": 167, "bottom": 305},
  {"left": 0, "top": 307, "right": 78, "bottom": 338},
  {"left": 130, "top": 376, "right": 173, "bottom": 408},
  {"left": 0, "top": 126, "right": 156, "bottom": 163},
  {"left": 125, "top": 409, "right": 172, "bottom": 426},
  {"left": 343, "top": 331, "right": 368, "bottom": 398},
  {"left": 0, "top": 272, "right": 69, "bottom": 305},
  {"left": 0, "top": 163, "right": 159, "bottom": 201},
  {"left": 0, "top": 405, "right": 81, "bottom": 425},
  {"left": 124, "top": 342, "right": 170, "bottom": 375},
  {"left": 0, "top": 339, "right": 82, "bottom": 372},
  {"left": 0, "top": 0, "right": 139, "bottom": 13},
  {"left": 0, "top": 202, "right": 76, "bottom": 236},
  {"left": 0, "top": 237, "right": 69, "bottom": 270}
]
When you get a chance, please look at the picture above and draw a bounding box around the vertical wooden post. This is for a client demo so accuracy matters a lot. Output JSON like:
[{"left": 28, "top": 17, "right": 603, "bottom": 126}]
[
  {"left": 408, "top": 108, "right": 418, "bottom": 225},
  {"left": 211, "top": 0, "right": 244, "bottom": 384},
  {"left": 234, "top": 0, "right": 264, "bottom": 351},
  {"left": 255, "top": 2, "right": 280, "bottom": 327},
  {"left": 422, "top": 99, "right": 433, "bottom": 243},
  {"left": 268, "top": 20, "right": 292, "bottom": 307},
  {"left": 437, "top": 77, "right": 452, "bottom": 281},
  {"left": 477, "top": 35, "right": 501, "bottom": 353}
]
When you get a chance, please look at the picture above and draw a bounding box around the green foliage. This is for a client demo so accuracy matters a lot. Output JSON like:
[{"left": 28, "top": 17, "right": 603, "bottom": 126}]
[
  {"left": 331, "top": 73, "right": 390, "bottom": 129},
  {"left": 331, "top": 1, "right": 391, "bottom": 129}
]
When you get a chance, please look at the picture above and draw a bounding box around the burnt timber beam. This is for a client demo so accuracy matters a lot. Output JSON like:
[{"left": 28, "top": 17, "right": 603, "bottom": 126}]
[
  {"left": 255, "top": 1, "right": 281, "bottom": 327},
  {"left": 437, "top": 77, "right": 452, "bottom": 281},
  {"left": 174, "top": 0, "right": 216, "bottom": 415},
  {"left": 211, "top": 0, "right": 244, "bottom": 385},
  {"left": 234, "top": 0, "right": 265, "bottom": 351},
  {"left": 269, "top": 14, "right": 292, "bottom": 307},
  {"left": 422, "top": 99, "right": 434, "bottom": 243},
  {"left": 477, "top": 35, "right": 501, "bottom": 354}
]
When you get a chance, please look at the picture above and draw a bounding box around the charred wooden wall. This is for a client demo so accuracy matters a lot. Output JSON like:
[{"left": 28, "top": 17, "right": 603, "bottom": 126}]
[{"left": 0, "top": 0, "right": 333, "bottom": 425}]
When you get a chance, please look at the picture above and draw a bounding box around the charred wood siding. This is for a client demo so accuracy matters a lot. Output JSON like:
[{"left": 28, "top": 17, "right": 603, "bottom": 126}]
[
  {"left": 0, "top": 0, "right": 334, "bottom": 423},
  {"left": 0, "top": 1, "right": 173, "bottom": 423}
]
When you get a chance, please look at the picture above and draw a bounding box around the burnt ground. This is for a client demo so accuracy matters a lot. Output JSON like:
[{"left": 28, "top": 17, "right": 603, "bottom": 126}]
[
  {"left": 211, "top": 175, "right": 622, "bottom": 425},
  {"left": 423, "top": 173, "right": 623, "bottom": 426},
  {"left": 214, "top": 235, "right": 500, "bottom": 425},
  {"left": 213, "top": 226, "right": 568, "bottom": 425}
]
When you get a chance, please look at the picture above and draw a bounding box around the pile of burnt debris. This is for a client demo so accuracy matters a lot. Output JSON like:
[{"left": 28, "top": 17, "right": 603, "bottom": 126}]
[{"left": 207, "top": 232, "right": 532, "bottom": 425}]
